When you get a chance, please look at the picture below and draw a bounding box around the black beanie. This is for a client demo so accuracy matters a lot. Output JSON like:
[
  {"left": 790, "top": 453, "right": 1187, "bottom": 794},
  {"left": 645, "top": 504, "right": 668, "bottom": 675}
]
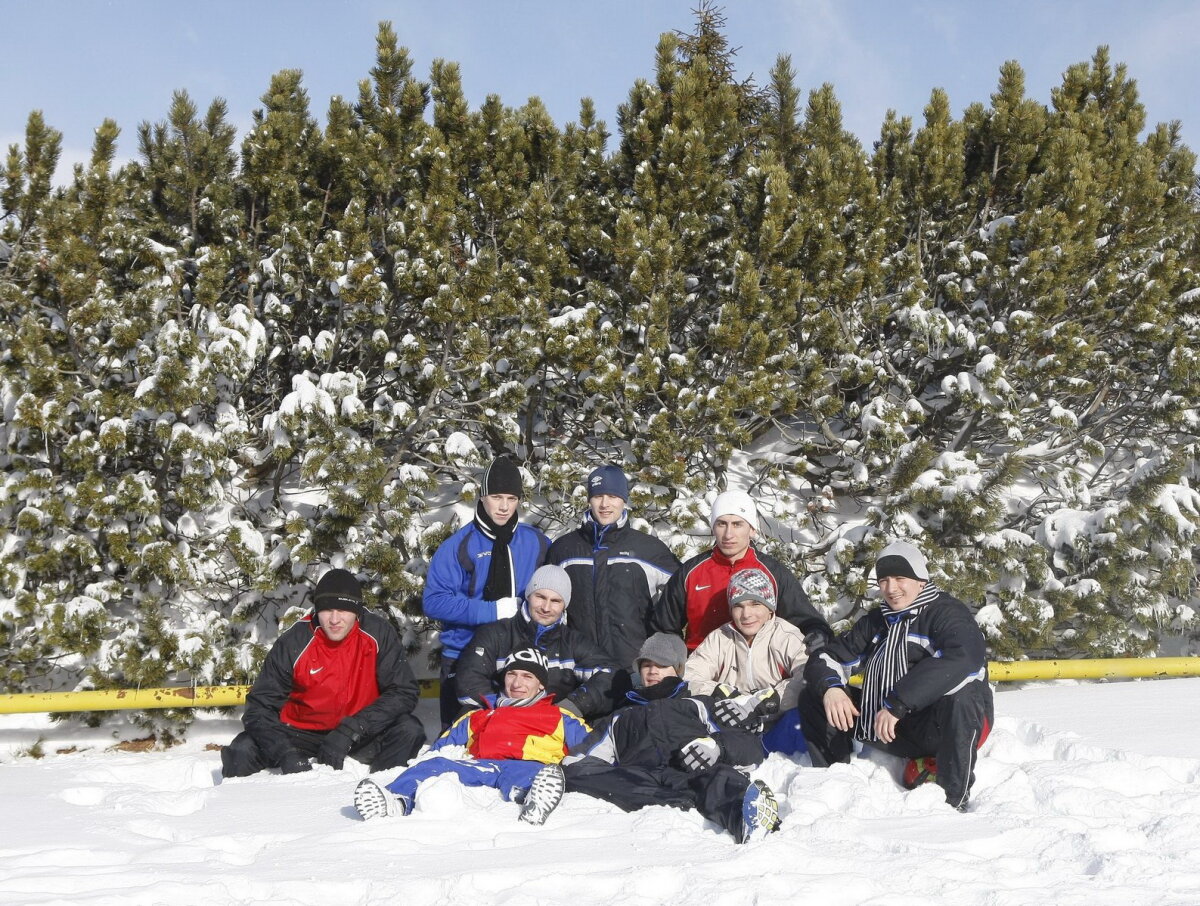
[
  {"left": 496, "top": 647, "right": 550, "bottom": 688},
  {"left": 312, "top": 568, "right": 365, "bottom": 617},
  {"left": 482, "top": 456, "right": 523, "bottom": 497}
]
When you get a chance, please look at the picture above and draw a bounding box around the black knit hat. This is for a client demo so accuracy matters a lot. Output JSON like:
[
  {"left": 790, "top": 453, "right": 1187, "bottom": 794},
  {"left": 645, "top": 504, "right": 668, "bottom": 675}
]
[
  {"left": 497, "top": 647, "right": 550, "bottom": 688},
  {"left": 482, "top": 456, "right": 523, "bottom": 498},
  {"left": 312, "top": 568, "right": 365, "bottom": 617}
]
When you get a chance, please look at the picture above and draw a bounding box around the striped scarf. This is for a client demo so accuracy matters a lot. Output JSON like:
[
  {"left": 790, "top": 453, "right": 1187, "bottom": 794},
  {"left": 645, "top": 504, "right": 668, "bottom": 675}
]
[{"left": 855, "top": 583, "right": 941, "bottom": 742}]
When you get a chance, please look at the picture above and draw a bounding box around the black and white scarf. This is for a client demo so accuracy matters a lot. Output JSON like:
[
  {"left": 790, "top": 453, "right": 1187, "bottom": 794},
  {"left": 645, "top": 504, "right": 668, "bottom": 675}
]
[
  {"left": 475, "top": 500, "right": 518, "bottom": 601},
  {"left": 855, "top": 583, "right": 942, "bottom": 742}
]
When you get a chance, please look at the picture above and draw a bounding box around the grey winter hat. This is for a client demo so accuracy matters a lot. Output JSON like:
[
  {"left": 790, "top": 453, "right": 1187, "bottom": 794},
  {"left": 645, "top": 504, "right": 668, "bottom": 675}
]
[
  {"left": 525, "top": 564, "right": 573, "bottom": 608},
  {"left": 482, "top": 456, "right": 524, "bottom": 498},
  {"left": 727, "top": 567, "right": 778, "bottom": 612},
  {"left": 875, "top": 540, "right": 930, "bottom": 582},
  {"left": 312, "top": 568, "right": 365, "bottom": 617},
  {"left": 634, "top": 632, "right": 688, "bottom": 675}
]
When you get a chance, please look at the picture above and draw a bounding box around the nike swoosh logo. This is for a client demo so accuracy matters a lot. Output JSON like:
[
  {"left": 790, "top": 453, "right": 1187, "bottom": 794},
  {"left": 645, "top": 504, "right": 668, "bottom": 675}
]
[
  {"left": 309, "top": 667, "right": 324, "bottom": 675},
  {"left": 694, "top": 584, "right": 712, "bottom": 591}
]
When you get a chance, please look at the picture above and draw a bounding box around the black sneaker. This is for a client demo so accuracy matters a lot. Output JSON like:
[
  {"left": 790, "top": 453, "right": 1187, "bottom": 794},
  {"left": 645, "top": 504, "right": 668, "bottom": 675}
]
[{"left": 518, "top": 763, "right": 566, "bottom": 826}]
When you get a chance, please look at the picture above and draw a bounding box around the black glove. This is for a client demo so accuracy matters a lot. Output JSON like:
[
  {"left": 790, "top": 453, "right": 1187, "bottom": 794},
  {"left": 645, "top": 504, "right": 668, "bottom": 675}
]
[
  {"left": 278, "top": 749, "right": 312, "bottom": 774},
  {"left": 804, "top": 631, "right": 828, "bottom": 655},
  {"left": 316, "top": 719, "right": 364, "bottom": 770},
  {"left": 679, "top": 736, "right": 721, "bottom": 772},
  {"left": 559, "top": 698, "right": 584, "bottom": 719}
]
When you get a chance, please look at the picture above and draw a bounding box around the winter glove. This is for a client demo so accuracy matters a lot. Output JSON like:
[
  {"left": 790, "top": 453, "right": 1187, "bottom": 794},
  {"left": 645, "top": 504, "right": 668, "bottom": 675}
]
[
  {"left": 559, "top": 698, "right": 584, "bottom": 719},
  {"left": 495, "top": 596, "right": 521, "bottom": 619},
  {"left": 804, "top": 631, "right": 828, "bottom": 656},
  {"left": 679, "top": 736, "right": 721, "bottom": 772},
  {"left": 278, "top": 749, "right": 312, "bottom": 775},
  {"left": 713, "top": 688, "right": 781, "bottom": 731},
  {"left": 316, "top": 718, "right": 365, "bottom": 770}
]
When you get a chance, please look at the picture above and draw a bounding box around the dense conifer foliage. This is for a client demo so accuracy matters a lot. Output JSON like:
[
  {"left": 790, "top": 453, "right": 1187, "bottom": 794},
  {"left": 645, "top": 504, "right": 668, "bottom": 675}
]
[{"left": 1, "top": 10, "right": 1197, "bottom": 723}]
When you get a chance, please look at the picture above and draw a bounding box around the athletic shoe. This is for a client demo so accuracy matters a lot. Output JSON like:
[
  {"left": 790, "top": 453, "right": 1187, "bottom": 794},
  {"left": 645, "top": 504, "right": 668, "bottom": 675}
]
[
  {"left": 739, "top": 779, "right": 780, "bottom": 843},
  {"left": 903, "top": 756, "right": 938, "bottom": 789},
  {"left": 518, "top": 763, "right": 566, "bottom": 825},
  {"left": 354, "top": 778, "right": 407, "bottom": 820}
]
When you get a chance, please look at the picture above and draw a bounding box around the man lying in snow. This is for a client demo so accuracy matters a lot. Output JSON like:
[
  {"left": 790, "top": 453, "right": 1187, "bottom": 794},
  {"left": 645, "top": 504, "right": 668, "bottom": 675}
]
[
  {"left": 522, "top": 632, "right": 782, "bottom": 843},
  {"left": 353, "top": 647, "right": 589, "bottom": 825}
]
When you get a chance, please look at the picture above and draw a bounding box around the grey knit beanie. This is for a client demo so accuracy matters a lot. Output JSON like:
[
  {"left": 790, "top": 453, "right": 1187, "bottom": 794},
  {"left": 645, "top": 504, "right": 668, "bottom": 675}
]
[
  {"left": 524, "top": 564, "right": 573, "bottom": 608},
  {"left": 633, "top": 632, "right": 688, "bottom": 676}
]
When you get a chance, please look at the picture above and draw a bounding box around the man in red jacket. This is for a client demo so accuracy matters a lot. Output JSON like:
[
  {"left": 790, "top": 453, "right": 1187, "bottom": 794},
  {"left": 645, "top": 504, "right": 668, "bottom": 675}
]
[
  {"left": 221, "top": 568, "right": 425, "bottom": 778},
  {"left": 652, "top": 490, "right": 832, "bottom": 653}
]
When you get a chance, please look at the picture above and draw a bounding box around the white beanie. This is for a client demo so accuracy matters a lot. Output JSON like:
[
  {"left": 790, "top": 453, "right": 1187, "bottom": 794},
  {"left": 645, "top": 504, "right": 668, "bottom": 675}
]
[
  {"left": 875, "top": 540, "right": 930, "bottom": 582},
  {"left": 709, "top": 490, "right": 759, "bottom": 531}
]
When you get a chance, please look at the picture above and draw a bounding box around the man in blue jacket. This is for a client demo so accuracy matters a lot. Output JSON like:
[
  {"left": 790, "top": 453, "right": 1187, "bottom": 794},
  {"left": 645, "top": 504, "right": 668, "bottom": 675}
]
[{"left": 423, "top": 456, "right": 549, "bottom": 727}]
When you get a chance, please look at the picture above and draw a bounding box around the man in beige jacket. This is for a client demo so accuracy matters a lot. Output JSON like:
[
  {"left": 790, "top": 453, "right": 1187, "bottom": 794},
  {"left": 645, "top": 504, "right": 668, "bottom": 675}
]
[{"left": 683, "top": 566, "right": 812, "bottom": 755}]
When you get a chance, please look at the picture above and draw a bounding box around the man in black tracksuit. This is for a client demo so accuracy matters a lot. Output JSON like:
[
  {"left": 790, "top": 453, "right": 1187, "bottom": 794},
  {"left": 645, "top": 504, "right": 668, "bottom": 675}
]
[
  {"left": 799, "top": 541, "right": 993, "bottom": 810},
  {"left": 454, "top": 564, "right": 618, "bottom": 720},
  {"left": 553, "top": 633, "right": 781, "bottom": 844},
  {"left": 546, "top": 465, "right": 680, "bottom": 667},
  {"left": 221, "top": 569, "right": 425, "bottom": 778}
]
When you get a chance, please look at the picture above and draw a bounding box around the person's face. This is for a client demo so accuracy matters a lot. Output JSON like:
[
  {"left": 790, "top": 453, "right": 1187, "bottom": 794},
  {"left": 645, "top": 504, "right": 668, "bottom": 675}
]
[
  {"left": 878, "top": 575, "right": 926, "bottom": 611},
  {"left": 504, "top": 668, "right": 543, "bottom": 699},
  {"left": 482, "top": 493, "right": 519, "bottom": 525},
  {"left": 589, "top": 493, "right": 625, "bottom": 526},
  {"left": 527, "top": 588, "right": 567, "bottom": 626},
  {"left": 713, "top": 515, "right": 755, "bottom": 561},
  {"left": 317, "top": 608, "right": 358, "bottom": 642},
  {"left": 731, "top": 600, "right": 774, "bottom": 639},
  {"left": 638, "top": 660, "right": 678, "bottom": 687}
]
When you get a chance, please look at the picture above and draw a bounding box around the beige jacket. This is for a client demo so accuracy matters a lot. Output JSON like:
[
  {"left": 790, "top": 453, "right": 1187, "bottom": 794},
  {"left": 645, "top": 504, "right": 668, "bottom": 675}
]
[{"left": 683, "top": 617, "right": 809, "bottom": 712}]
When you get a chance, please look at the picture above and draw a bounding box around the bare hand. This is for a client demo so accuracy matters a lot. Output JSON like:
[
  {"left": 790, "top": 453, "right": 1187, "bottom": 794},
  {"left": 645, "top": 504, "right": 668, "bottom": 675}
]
[
  {"left": 823, "top": 687, "right": 860, "bottom": 732},
  {"left": 874, "top": 708, "right": 900, "bottom": 743}
]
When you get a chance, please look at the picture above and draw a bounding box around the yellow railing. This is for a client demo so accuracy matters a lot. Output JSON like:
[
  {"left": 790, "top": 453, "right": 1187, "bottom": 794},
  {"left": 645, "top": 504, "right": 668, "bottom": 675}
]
[{"left": 1, "top": 661, "right": 1198, "bottom": 715}]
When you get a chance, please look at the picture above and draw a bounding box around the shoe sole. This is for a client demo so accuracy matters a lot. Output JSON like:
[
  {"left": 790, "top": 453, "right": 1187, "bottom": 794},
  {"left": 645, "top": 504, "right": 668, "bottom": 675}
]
[
  {"left": 354, "top": 778, "right": 397, "bottom": 821},
  {"left": 519, "top": 764, "right": 566, "bottom": 826},
  {"left": 741, "top": 780, "right": 780, "bottom": 843}
]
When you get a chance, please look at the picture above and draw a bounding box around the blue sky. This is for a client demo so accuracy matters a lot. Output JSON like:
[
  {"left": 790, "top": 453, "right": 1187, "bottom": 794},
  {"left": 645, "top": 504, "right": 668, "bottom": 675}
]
[{"left": 3, "top": 0, "right": 1198, "bottom": 179}]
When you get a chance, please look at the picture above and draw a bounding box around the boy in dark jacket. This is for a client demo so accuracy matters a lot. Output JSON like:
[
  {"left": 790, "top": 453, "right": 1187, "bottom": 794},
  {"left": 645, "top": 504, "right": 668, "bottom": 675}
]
[
  {"left": 454, "top": 564, "right": 617, "bottom": 720},
  {"left": 523, "top": 633, "right": 782, "bottom": 844},
  {"left": 221, "top": 568, "right": 425, "bottom": 778},
  {"left": 800, "top": 540, "right": 993, "bottom": 810},
  {"left": 546, "top": 465, "right": 680, "bottom": 666}
]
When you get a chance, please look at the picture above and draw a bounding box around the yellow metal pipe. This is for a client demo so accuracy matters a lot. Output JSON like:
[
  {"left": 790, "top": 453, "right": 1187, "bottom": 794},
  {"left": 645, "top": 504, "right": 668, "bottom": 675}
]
[
  {"left": 2, "top": 662, "right": 1200, "bottom": 715},
  {"left": 0, "top": 679, "right": 441, "bottom": 714}
]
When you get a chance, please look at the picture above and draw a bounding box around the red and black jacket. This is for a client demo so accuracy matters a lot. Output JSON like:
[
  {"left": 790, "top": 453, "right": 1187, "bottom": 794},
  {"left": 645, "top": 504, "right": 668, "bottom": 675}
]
[
  {"left": 652, "top": 546, "right": 831, "bottom": 651},
  {"left": 241, "top": 610, "right": 419, "bottom": 763}
]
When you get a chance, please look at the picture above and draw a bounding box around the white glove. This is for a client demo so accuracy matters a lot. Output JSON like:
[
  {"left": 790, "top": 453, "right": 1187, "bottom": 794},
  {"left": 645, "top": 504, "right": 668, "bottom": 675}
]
[
  {"left": 679, "top": 736, "right": 721, "bottom": 772},
  {"left": 495, "top": 596, "right": 520, "bottom": 619}
]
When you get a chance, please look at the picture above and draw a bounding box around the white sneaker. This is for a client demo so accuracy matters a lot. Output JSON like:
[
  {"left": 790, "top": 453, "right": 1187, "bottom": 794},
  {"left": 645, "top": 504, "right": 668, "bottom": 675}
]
[
  {"left": 354, "top": 778, "right": 402, "bottom": 820},
  {"left": 740, "top": 780, "right": 780, "bottom": 843},
  {"left": 518, "top": 763, "right": 566, "bottom": 826}
]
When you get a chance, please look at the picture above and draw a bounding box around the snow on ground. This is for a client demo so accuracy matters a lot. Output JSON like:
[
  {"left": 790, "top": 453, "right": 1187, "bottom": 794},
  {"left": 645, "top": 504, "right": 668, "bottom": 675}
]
[{"left": 2, "top": 679, "right": 1200, "bottom": 906}]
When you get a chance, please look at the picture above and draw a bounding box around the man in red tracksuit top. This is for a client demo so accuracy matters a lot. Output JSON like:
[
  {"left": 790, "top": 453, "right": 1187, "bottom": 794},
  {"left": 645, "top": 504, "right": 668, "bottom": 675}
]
[
  {"left": 221, "top": 568, "right": 425, "bottom": 778},
  {"left": 652, "top": 490, "right": 832, "bottom": 653}
]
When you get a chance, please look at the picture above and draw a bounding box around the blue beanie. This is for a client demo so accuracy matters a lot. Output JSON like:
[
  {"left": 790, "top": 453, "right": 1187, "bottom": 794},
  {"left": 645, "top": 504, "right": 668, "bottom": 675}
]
[{"left": 587, "top": 464, "right": 630, "bottom": 501}]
